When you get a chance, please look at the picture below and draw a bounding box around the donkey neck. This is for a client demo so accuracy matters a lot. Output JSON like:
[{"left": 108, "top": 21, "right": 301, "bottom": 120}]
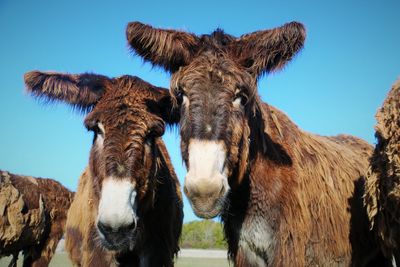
[
  {"left": 249, "top": 103, "right": 296, "bottom": 167},
  {"left": 227, "top": 102, "right": 296, "bottom": 190},
  {"left": 222, "top": 102, "right": 299, "bottom": 259}
]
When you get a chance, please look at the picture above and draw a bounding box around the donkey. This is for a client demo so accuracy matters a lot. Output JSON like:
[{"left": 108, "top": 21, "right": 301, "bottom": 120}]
[
  {"left": 24, "top": 71, "right": 183, "bottom": 267},
  {"left": 126, "top": 22, "right": 390, "bottom": 266},
  {"left": 0, "top": 170, "right": 73, "bottom": 267}
]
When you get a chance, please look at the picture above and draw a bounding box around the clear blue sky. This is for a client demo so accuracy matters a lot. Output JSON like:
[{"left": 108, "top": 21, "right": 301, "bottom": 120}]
[{"left": 0, "top": 0, "right": 399, "bottom": 223}]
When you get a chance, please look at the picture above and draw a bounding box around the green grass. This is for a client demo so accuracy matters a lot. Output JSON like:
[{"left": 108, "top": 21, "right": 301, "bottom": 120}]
[
  {"left": 181, "top": 220, "right": 227, "bottom": 249},
  {"left": 0, "top": 253, "right": 230, "bottom": 267},
  {"left": 176, "top": 257, "right": 230, "bottom": 267}
]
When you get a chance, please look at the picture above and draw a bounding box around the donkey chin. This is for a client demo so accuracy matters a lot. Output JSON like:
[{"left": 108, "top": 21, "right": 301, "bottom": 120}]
[
  {"left": 96, "top": 224, "right": 138, "bottom": 251},
  {"left": 184, "top": 173, "right": 229, "bottom": 219},
  {"left": 189, "top": 195, "right": 227, "bottom": 219}
]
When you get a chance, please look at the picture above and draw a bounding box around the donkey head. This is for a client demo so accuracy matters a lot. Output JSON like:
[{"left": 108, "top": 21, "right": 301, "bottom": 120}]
[
  {"left": 24, "top": 71, "right": 177, "bottom": 249},
  {"left": 127, "top": 22, "right": 305, "bottom": 218}
]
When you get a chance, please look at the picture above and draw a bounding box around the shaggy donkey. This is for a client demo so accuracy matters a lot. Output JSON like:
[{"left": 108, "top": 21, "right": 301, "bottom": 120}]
[
  {"left": 24, "top": 71, "right": 183, "bottom": 267},
  {"left": 126, "top": 22, "right": 390, "bottom": 266},
  {"left": 0, "top": 170, "right": 73, "bottom": 267},
  {"left": 364, "top": 79, "right": 400, "bottom": 264}
]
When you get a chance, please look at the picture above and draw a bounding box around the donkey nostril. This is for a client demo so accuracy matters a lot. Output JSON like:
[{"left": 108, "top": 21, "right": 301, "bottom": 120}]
[
  {"left": 98, "top": 220, "right": 136, "bottom": 238},
  {"left": 126, "top": 219, "right": 136, "bottom": 231},
  {"left": 219, "top": 185, "right": 225, "bottom": 196},
  {"left": 97, "top": 221, "right": 112, "bottom": 236}
]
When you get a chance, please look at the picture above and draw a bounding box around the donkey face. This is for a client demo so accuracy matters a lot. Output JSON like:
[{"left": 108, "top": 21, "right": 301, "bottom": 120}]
[
  {"left": 169, "top": 53, "right": 256, "bottom": 218},
  {"left": 127, "top": 21, "right": 305, "bottom": 218},
  {"left": 24, "top": 72, "right": 176, "bottom": 249}
]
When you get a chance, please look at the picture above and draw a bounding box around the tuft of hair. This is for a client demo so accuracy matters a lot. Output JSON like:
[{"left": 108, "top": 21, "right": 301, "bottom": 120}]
[{"left": 200, "top": 28, "right": 236, "bottom": 48}]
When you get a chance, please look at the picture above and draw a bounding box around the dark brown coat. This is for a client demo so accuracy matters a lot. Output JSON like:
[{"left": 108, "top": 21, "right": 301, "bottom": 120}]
[{"left": 0, "top": 170, "right": 73, "bottom": 267}]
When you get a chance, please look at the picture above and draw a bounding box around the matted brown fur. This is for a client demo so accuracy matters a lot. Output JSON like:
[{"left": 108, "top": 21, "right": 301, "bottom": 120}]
[
  {"left": 224, "top": 104, "right": 378, "bottom": 266},
  {"left": 126, "top": 21, "right": 390, "bottom": 266},
  {"left": 0, "top": 170, "right": 73, "bottom": 267},
  {"left": 24, "top": 71, "right": 183, "bottom": 266},
  {"left": 364, "top": 79, "right": 400, "bottom": 263}
]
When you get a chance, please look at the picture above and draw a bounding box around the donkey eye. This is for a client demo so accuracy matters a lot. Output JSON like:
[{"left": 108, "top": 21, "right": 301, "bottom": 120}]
[
  {"left": 233, "top": 92, "right": 243, "bottom": 106},
  {"left": 233, "top": 89, "right": 248, "bottom": 107},
  {"left": 88, "top": 122, "right": 104, "bottom": 136},
  {"left": 93, "top": 125, "right": 103, "bottom": 135},
  {"left": 174, "top": 86, "right": 186, "bottom": 104},
  {"left": 175, "top": 92, "right": 184, "bottom": 103},
  {"left": 145, "top": 136, "right": 153, "bottom": 145},
  {"left": 144, "top": 134, "right": 156, "bottom": 148}
]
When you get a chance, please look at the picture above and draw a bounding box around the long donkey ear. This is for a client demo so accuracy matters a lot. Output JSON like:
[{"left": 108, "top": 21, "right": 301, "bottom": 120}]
[
  {"left": 24, "top": 71, "right": 110, "bottom": 112},
  {"left": 233, "top": 22, "right": 306, "bottom": 77},
  {"left": 126, "top": 22, "right": 200, "bottom": 73}
]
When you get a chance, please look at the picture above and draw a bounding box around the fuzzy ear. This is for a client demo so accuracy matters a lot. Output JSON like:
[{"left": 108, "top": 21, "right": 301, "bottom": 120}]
[
  {"left": 24, "top": 71, "right": 110, "bottom": 111},
  {"left": 126, "top": 21, "right": 200, "bottom": 73},
  {"left": 233, "top": 22, "right": 306, "bottom": 77},
  {"left": 146, "top": 86, "right": 180, "bottom": 126}
]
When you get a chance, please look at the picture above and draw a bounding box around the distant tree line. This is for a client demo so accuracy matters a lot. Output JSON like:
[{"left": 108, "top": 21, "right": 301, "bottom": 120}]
[{"left": 180, "top": 220, "right": 227, "bottom": 249}]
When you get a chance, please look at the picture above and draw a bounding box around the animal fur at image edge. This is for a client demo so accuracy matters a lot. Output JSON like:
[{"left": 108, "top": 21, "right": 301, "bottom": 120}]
[
  {"left": 364, "top": 79, "right": 400, "bottom": 262},
  {"left": 0, "top": 170, "right": 73, "bottom": 266}
]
